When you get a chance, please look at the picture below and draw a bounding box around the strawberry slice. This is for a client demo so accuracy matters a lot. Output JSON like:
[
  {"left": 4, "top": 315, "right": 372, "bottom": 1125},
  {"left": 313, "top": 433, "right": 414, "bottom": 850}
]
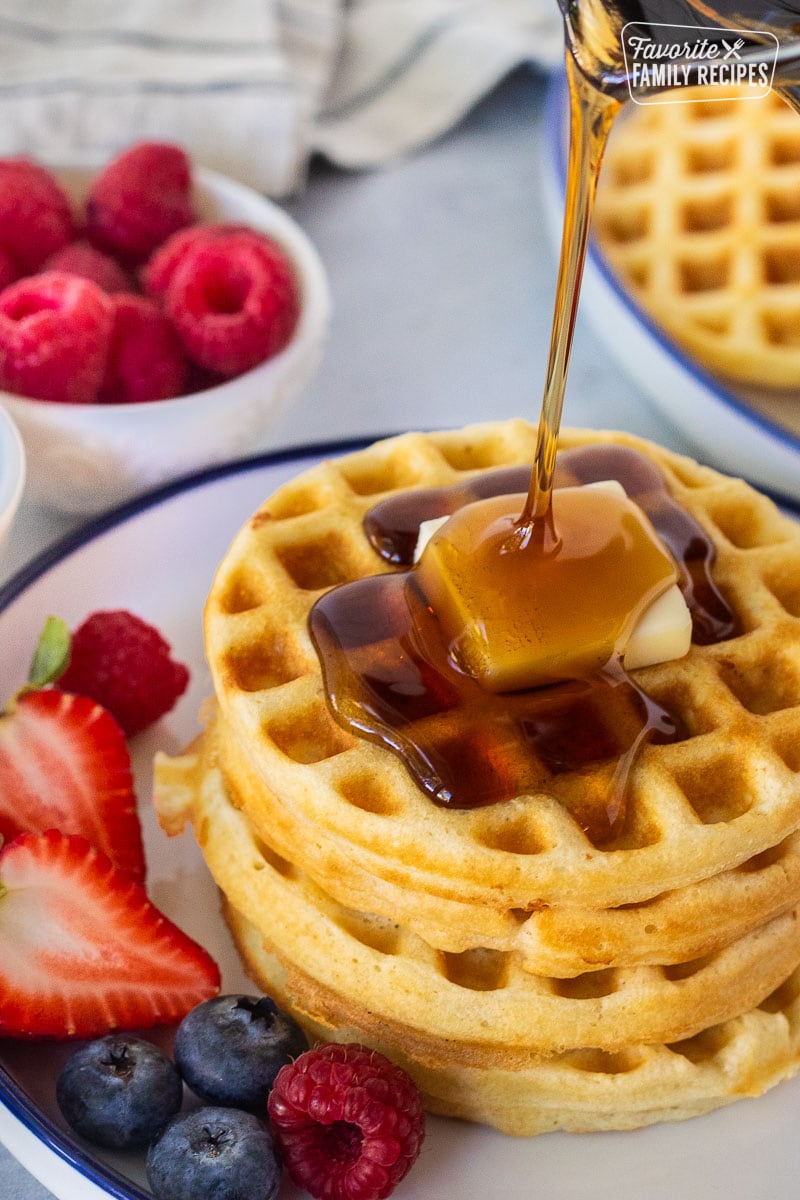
[
  {"left": 0, "top": 690, "right": 145, "bottom": 882},
  {"left": 0, "top": 830, "right": 220, "bottom": 1038}
]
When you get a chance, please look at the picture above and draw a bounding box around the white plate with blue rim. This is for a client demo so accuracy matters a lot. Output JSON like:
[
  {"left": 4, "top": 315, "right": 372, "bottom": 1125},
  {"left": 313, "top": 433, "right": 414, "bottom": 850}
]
[
  {"left": 1, "top": 441, "right": 800, "bottom": 1200},
  {"left": 541, "top": 69, "right": 800, "bottom": 503}
]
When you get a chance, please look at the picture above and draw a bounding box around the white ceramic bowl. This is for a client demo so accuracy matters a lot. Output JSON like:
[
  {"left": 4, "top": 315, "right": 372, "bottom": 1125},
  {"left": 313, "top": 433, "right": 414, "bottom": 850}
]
[
  {"left": 541, "top": 71, "right": 800, "bottom": 502},
  {"left": 0, "top": 406, "right": 25, "bottom": 555},
  {"left": 0, "top": 162, "right": 331, "bottom": 515}
]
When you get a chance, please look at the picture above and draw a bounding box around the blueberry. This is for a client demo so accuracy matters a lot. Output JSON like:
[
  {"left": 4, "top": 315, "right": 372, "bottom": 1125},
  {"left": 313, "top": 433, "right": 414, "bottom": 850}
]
[
  {"left": 56, "top": 1035, "right": 182, "bottom": 1149},
  {"left": 174, "top": 993, "right": 308, "bottom": 1109},
  {"left": 147, "top": 1107, "right": 281, "bottom": 1200}
]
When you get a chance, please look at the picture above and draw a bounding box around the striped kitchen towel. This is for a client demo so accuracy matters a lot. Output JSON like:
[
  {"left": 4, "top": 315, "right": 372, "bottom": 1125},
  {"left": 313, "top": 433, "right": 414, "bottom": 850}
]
[
  {"left": 0, "top": 0, "right": 561, "bottom": 194},
  {"left": 316, "top": 0, "right": 563, "bottom": 168}
]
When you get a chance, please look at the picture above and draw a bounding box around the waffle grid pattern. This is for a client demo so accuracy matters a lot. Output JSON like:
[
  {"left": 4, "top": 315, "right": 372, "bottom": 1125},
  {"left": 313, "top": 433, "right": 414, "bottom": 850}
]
[
  {"left": 162, "top": 751, "right": 800, "bottom": 1058},
  {"left": 205, "top": 425, "right": 800, "bottom": 912},
  {"left": 203, "top": 709, "right": 800, "bottom": 976},
  {"left": 226, "top": 900, "right": 800, "bottom": 1136},
  {"left": 153, "top": 746, "right": 800, "bottom": 1134},
  {"left": 594, "top": 87, "right": 800, "bottom": 386}
]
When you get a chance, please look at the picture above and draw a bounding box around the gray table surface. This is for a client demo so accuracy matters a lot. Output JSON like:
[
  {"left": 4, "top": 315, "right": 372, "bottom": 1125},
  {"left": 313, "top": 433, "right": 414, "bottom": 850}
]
[{"left": 0, "top": 67, "right": 693, "bottom": 1199}]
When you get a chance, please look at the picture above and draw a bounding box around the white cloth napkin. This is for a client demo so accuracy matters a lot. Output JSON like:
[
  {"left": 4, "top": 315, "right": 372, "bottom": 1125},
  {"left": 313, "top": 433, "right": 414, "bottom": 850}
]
[{"left": 0, "top": 0, "right": 562, "bottom": 194}]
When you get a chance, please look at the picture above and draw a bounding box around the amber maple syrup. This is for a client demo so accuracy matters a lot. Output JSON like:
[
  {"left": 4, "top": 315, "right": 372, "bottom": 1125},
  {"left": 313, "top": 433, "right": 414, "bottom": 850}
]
[
  {"left": 311, "top": 444, "right": 737, "bottom": 842},
  {"left": 309, "top": 11, "right": 747, "bottom": 840},
  {"left": 521, "top": 53, "right": 619, "bottom": 527}
]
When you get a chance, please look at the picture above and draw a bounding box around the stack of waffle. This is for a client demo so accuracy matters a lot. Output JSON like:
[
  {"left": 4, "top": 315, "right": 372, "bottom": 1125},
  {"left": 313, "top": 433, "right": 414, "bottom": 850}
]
[
  {"left": 594, "top": 86, "right": 800, "bottom": 388},
  {"left": 155, "top": 423, "right": 800, "bottom": 1135}
]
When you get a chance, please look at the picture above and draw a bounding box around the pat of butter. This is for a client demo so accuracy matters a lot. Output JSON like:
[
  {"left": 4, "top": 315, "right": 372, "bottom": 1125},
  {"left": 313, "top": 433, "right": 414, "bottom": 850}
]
[
  {"left": 414, "top": 482, "right": 691, "bottom": 688},
  {"left": 414, "top": 515, "right": 450, "bottom": 562},
  {"left": 623, "top": 584, "right": 691, "bottom": 671}
]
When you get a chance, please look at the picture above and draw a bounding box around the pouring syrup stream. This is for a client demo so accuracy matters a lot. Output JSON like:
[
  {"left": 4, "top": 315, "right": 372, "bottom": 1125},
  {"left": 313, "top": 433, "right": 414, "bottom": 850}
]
[{"left": 520, "top": 53, "right": 619, "bottom": 530}]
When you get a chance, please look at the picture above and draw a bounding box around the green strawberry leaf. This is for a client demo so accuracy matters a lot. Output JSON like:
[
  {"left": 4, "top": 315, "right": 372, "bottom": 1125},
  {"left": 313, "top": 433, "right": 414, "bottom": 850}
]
[{"left": 26, "top": 616, "right": 71, "bottom": 690}]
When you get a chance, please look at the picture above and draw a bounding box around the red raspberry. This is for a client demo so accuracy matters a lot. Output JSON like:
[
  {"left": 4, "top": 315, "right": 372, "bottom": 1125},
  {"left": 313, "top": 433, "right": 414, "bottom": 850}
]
[
  {"left": 163, "top": 232, "right": 300, "bottom": 376},
  {"left": 44, "top": 240, "right": 135, "bottom": 294},
  {"left": 58, "top": 610, "right": 190, "bottom": 737},
  {"left": 142, "top": 223, "right": 252, "bottom": 297},
  {"left": 0, "top": 272, "right": 113, "bottom": 404},
  {"left": 86, "top": 142, "right": 196, "bottom": 264},
  {"left": 99, "top": 295, "right": 188, "bottom": 404},
  {"left": 183, "top": 360, "right": 226, "bottom": 395},
  {"left": 0, "top": 247, "right": 20, "bottom": 291},
  {"left": 0, "top": 158, "right": 74, "bottom": 271},
  {"left": 268, "top": 1043, "right": 425, "bottom": 1200}
]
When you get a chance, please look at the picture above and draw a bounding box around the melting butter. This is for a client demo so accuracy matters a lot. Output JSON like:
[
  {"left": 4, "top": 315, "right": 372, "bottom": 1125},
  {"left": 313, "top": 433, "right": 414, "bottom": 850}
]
[
  {"left": 414, "top": 481, "right": 688, "bottom": 692},
  {"left": 623, "top": 584, "right": 691, "bottom": 671}
]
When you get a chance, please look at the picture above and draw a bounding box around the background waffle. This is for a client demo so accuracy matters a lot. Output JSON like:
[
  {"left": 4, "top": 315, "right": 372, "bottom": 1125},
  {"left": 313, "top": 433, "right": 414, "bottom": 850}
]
[
  {"left": 593, "top": 87, "right": 800, "bottom": 388},
  {"left": 201, "top": 423, "right": 800, "bottom": 916}
]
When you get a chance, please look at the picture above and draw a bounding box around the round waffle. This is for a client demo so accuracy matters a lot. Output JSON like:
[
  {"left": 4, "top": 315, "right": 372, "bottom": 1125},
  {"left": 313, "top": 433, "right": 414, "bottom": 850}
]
[
  {"left": 155, "top": 421, "right": 800, "bottom": 1134},
  {"left": 174, "top": 714, "right": 800, "bottom": 977},
  {"left": 226, "top": 904, "right": 800, "bottom": 1137},
  {"left": 154, "top": 743, "right": 800, "bottom": 1059},
  {"left": 202, "top": 423, "right": 800, "bottom": 915},
  {"left": 594, "top": 86, "right": 800, "bottom": 388},
  {"left": 155, "top": 741, "right": 800, "bottom": 1134}
]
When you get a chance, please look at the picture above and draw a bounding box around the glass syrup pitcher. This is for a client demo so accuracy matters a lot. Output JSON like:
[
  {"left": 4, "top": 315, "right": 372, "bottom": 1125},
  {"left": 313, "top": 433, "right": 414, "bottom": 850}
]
[{"left": 557, "top": 0, "right": 800, "bottom": 101}]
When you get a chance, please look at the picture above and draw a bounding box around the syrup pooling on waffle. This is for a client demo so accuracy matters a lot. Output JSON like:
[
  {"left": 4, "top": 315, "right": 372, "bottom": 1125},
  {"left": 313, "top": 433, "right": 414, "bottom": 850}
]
[
  {"left": 309, "top": 443, "right": 736, "bottom": 842},
  {"left": 203, "top": 426, "right": 800, "bottom": 911},
  {"left": 366, "top": 445, "right": 735, "bottom": 643},
  {"left": 594, "top": 87, "right": 800, "bottom": 387}
]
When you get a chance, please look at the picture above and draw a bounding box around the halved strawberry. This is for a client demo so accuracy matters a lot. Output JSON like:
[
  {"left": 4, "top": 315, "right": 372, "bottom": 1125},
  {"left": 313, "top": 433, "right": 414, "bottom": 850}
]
[
  {"left": 0, "top": 830, "right": 220, "bottom": 1038},
  {"left": 0, "top": 690, "right": 145, "bottom": 882}
]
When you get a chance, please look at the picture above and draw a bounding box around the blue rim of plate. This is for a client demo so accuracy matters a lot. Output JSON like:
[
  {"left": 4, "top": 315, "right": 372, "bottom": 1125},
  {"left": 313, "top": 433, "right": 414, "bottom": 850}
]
[
  {"left": 0, "top": 432, "right": 798, "bottom": 1200},
  {"left": 543, "top": 69, "right": 800, "bottom": 459},
  {"left": 0, "top": 434, "right": 380, "bottom": 1200}
]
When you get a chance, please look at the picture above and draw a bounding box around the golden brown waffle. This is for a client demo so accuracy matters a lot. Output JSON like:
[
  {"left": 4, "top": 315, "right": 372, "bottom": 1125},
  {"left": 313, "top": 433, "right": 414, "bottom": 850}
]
[
  {"left": 226, "top": 905, "right": 800, "bottom": 1137},
  {"left": 594, "top": 87, "right": 800, "bottom": 388},
  {"left": 154, "top": 747, "right": 800, "bottom": 1134},
  {"left": 162, "top": 715, "right": 800, "bottom": 977},
  {"left": 201, "top": 423, "right": 800, "bottom": 916},
  {"left": 154, "top": 744, "right": 800, "bottom": 1059},
  {"left": 226, "top": 901, "right": 800, "bottom": 1136}
]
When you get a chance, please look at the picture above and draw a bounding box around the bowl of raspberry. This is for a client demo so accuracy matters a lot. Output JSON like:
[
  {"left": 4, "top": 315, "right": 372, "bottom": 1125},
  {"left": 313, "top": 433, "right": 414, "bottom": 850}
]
[
  {"left": 0, "top": 144, "right": 331, "bottom": 514},
  {"left": 0, "top": 405, "right": 24, "bottom": 554}
]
